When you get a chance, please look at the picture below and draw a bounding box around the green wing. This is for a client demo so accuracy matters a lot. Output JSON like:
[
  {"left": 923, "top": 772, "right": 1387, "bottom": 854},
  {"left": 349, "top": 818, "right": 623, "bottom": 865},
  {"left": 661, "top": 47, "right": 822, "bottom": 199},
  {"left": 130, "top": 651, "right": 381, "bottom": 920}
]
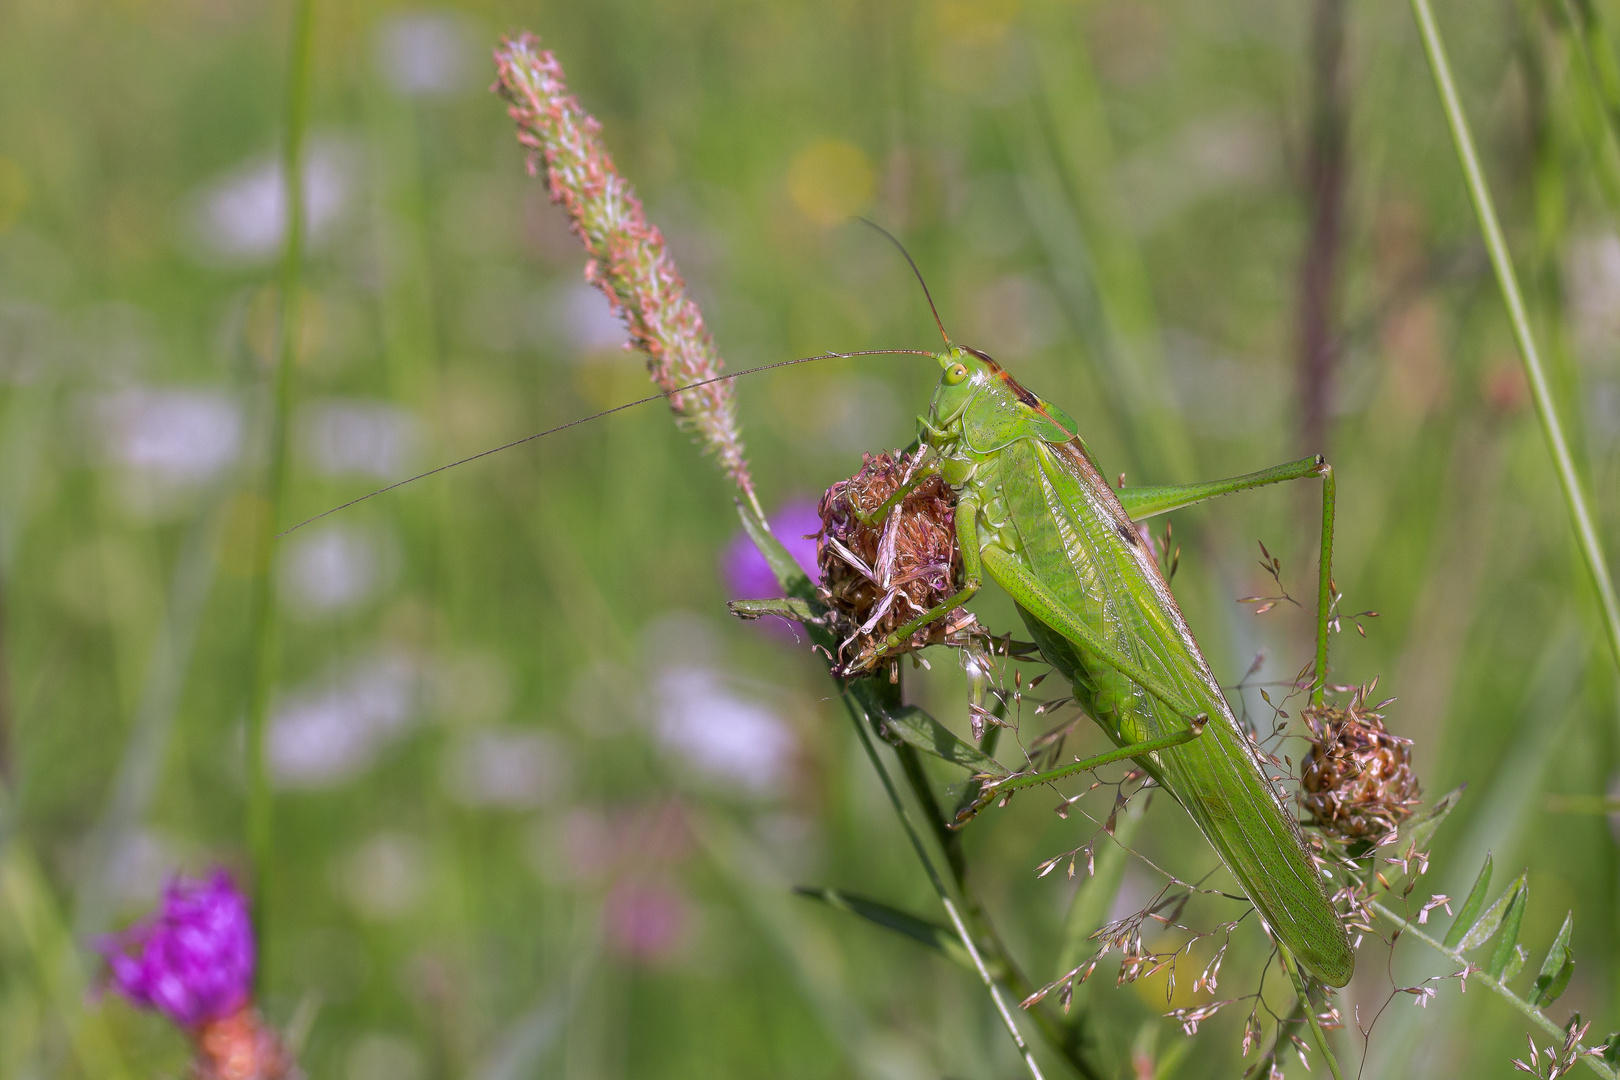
[{"left": 987, "top": 436, "right": 1353, "bottom": 986}]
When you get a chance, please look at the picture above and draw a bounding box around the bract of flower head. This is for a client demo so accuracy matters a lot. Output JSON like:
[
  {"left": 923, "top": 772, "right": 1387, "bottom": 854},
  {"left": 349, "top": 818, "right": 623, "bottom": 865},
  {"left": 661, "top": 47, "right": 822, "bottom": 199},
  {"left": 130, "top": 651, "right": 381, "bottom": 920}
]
[{"left": 97, "top": 869, "right": 255, "bottom": 1029}]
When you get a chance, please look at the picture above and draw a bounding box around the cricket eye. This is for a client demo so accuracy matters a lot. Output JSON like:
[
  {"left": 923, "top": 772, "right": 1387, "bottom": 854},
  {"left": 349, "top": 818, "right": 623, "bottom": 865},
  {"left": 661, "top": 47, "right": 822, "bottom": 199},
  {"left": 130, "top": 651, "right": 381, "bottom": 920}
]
[{"left": 944, "top": 363, "right": 968, "bottom": 385}]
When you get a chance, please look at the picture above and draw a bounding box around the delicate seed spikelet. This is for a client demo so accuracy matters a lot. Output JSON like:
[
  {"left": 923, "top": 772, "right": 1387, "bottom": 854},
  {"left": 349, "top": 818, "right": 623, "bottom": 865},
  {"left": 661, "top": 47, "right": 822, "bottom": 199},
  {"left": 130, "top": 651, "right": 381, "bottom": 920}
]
[
  {"left": 492, "top": 34, "right": 753, "bottom": 498},
  {"left": 818, "top": 449, "right": 979, "bottom": 676},
  {"left": 1299, "top": 686, "right": 1421, "bottom": 841}
]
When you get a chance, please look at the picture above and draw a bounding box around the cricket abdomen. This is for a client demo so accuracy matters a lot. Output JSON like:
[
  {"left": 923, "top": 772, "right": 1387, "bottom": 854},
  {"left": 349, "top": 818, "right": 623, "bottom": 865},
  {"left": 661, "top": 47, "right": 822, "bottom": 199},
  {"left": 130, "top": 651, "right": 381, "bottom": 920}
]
[{"left": 986, "top": 436, "right": 1354, "bottom": 987}]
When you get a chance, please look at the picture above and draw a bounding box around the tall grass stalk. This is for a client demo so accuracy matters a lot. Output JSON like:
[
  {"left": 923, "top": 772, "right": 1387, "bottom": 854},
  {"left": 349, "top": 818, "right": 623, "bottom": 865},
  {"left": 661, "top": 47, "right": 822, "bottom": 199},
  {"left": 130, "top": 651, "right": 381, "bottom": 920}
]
[
  {"left": 241, "top": 0, "right": 316, "bottom": 981},
  {"left": 1279, "top": 946, "right": 1345, "bottom": 1080},
  {"left": 839, "top": 696, "right": 1048, "bottom": 1080},
  {"left": 1409, "top": 0, "right": 1620, "bottom": 677}
]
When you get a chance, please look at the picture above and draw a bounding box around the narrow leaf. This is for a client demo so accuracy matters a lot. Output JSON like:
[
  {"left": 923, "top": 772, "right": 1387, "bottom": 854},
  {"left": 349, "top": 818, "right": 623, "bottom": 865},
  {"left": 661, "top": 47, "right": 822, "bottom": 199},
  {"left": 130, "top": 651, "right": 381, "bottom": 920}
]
[
  {"left": 793, "top": 886, "right": 975, "bottom": 972},
  {"left": 1444, "top": 853, "right": 1493, "bottom": 948},
  {"left": 1406, "top": 784, "right": 1467, "bottom": 855},
  {"left": 1457, "top": 870, "right": 1528, "bottom": 953},
  {"left": 1530, "top": 912, "right": 1575, "bottom": 1007},
  {"left": 882, "top": 707, "right": 1009, "bottom": 777},
  {"left": 1500, "top": 943, "right": 1528, "bottom": 983},
  {"left": 1486, "top": 882, "right": 1527, "bottom": 977},
  {"left": 735, "top": 499, "right": 812, "bottom": 598},
  {"left": 728, "top": 597, "right": 819, "bottom": 622}
]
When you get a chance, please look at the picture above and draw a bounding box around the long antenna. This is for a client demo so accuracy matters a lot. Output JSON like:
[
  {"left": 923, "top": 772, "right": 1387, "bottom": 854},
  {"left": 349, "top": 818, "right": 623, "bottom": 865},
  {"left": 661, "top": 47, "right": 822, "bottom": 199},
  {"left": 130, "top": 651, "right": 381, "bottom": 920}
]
[
  {"left": 855, "top": 217, "right": 950, "bottom": 346},
  {"left": 276, "top": 349, "right": 934, "bottom": 538}
]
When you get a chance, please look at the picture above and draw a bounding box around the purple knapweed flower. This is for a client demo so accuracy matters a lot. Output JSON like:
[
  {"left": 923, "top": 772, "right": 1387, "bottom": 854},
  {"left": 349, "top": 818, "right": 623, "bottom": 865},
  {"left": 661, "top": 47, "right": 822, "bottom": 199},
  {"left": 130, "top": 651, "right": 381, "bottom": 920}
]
[
  {"left": 723, "top": 498, "right": 821, "bottom": 601},
  {"left": 97, "top": 870, "right": 255, "bottom": 1029}
]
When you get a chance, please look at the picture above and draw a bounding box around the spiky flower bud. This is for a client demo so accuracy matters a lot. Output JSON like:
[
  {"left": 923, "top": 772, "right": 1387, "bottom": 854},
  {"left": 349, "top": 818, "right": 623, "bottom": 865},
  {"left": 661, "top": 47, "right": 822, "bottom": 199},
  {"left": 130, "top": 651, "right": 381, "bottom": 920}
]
[
  {"left": 1299, "top": 688, "right": 1421, "bottom": 841},
  {"left": 818, "top": 449, "right": 978, "bottom": 676},
  {"left": 492, "top": 33, "right": 753, "bottom": 499}
]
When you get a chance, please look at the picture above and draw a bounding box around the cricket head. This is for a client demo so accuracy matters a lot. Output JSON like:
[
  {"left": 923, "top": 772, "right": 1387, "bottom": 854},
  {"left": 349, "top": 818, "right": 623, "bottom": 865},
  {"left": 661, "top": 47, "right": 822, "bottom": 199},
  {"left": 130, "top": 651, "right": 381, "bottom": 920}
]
[
  {"left": 927, "top": 343, "right": 1086, "bottom": 452},
  {"left": 927, "top": 345, "right": 1000, "bottom": 426}
]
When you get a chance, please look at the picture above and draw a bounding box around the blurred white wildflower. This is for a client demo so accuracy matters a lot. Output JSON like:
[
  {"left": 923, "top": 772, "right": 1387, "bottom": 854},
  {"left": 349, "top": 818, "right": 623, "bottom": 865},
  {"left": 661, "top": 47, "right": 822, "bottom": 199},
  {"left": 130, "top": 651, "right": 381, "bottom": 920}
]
[
  {"left": 296, "top": 398, "right": 420, "bottom": 481},
  {"left": 653, "top": 666, "right": 795, "bottom": 794},
  {"left": 93, "top": 387, "right": 243, "bottom": 483},
  {"left": 552, "top": 281, "right": 627, "bottom": 355},
  {"left": 373, "top": 11, "right": 478, "bottom": 98},
  {"left": 345, "top": 1033, "right": 426, "bottom": 1080},
  {"left": 187, "top": 139, "right": 358, "bottom": 265},
  {"left": 335, "top": 832, "right": 426, "bottom": 921},
  {"left": 441, "top": 728, "right": 568, "bottom": 808},
  {"left": 279, "top": 523, "right": 398, "bottom": 618},
  {"left": 269, "top": 654, "right": 419, "bottom": 787}
]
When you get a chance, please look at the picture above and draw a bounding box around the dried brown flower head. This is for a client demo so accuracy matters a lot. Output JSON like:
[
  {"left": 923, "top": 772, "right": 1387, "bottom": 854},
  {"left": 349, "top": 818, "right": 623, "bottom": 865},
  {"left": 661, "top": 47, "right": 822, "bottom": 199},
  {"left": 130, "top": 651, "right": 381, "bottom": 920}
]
[
  {"left": 818, "top": 449, "right": 979, "bottom": 676},
  {"left": 1299, "top": 685, "right": 1420, "bottom": 841},
  {"left": 191, "top": 1007, "right": 294, "bottom": 1080}
]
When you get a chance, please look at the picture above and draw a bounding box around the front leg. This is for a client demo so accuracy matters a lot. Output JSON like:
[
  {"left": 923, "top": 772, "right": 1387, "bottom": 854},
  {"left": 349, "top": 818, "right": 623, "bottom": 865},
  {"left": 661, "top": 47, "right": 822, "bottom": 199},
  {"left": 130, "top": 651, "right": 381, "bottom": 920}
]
[
  {"left": 851, "top": 446, "right": 940, "bottom": 528},
  {"left": 859, "top": 493, "right": 985, "bottom": 666}
]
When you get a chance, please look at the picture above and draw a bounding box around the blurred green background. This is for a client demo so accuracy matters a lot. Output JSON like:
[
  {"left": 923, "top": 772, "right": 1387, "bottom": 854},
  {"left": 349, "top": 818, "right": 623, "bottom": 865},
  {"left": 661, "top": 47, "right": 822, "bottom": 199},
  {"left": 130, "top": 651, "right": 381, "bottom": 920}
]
[{"left": 1, "top": 0, "right": 1618, "bottom": 1076}]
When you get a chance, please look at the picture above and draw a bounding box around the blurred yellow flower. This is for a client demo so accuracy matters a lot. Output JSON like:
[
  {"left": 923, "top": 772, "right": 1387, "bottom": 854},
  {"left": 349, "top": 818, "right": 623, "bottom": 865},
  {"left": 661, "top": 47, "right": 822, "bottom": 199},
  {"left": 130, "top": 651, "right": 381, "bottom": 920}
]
[{"left": 787, "top": 140, "right": 874, "bottom": 226}]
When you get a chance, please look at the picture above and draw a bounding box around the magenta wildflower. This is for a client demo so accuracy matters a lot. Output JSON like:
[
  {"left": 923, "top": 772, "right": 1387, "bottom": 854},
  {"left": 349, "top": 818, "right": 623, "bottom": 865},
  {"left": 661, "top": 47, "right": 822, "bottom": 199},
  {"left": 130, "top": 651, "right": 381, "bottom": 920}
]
[
  {"left": 723, "top": 498, "right": 821, "bottom": 600},
  {"left": 493, "top": 33, "right": 754, "bottom": 499},
  {"left": 97, "top": 870, "right": 254, "bottom": 1029}
]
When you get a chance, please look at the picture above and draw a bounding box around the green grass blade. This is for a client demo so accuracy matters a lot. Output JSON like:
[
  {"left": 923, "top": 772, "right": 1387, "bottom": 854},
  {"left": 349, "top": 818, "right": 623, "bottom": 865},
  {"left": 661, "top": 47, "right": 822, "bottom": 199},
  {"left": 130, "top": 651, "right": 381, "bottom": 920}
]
[
  {"left": 881, "top": 707, "right": 1008, "bottom": 777},
  {"left": 793, "top": 887, "right": 977, "bottom": 973},
  {"left": 1457, "top": 871, "right": 1529, "bottom": 953},
  {"left": 1530, "top": 911, "right": 1576, "bottom": 1007},
  {"left": 1501, "top": 943, "right": 1530, "bottom": 983},
  {"left": 1486, "top": 881, "right": 1529, "bottom": 977},
  {"left": 735, "top": 499, "right": 813, "bottom": 599},
  {"left": 242, "top": 0, "right": 318, "bottom": 985},
  {"left": 1279, "top": 947, "right": 1346, "bottom": 1080},
  {"left": 1410, "top": 0, "right": 1620, "bottom": 677},
  {"left": 1445, "top": 853, "right": 1493, "bottom": 948}
]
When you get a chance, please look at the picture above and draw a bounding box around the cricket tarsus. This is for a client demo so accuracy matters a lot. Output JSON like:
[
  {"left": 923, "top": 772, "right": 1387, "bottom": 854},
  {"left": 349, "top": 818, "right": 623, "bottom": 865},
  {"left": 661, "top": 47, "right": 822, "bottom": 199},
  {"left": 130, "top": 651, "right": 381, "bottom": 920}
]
[{"left": 276, "top": 349, "right": 933, "bottom": 538}]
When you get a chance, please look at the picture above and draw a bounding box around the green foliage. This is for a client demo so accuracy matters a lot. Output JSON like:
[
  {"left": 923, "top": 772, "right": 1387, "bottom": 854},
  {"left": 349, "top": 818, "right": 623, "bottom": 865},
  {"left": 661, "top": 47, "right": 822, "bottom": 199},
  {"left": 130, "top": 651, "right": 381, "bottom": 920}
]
[{"left": 1444, "top": 851, "right": 1491, "bottom": 948}]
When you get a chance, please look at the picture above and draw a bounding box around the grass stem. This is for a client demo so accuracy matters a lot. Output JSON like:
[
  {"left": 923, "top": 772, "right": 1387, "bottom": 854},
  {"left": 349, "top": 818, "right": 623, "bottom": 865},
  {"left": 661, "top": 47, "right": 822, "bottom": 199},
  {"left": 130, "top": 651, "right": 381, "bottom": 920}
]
[
  {"left": 1278, "top": 945, "right": 1345, "bottom": 1080},
  {"left": 1410, "top": 0, "right": 1620, "bottom": 678},
  {"left": 242, "top": 0, "right": 316, "bottom": 986},
  {"left": 839, "top": 694, "right": 1048, "bottom": 1080}
]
